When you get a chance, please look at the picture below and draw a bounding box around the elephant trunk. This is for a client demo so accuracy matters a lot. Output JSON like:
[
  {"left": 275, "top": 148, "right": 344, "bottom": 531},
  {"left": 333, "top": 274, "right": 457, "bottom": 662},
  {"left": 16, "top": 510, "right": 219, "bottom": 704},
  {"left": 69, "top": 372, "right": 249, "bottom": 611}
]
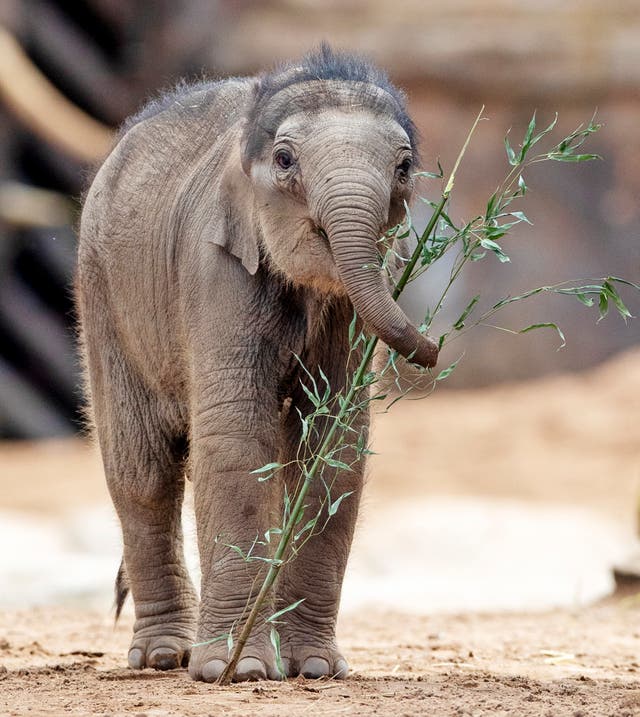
[{"left": 321, "top": 197, "right": 438, "bottom": 369}]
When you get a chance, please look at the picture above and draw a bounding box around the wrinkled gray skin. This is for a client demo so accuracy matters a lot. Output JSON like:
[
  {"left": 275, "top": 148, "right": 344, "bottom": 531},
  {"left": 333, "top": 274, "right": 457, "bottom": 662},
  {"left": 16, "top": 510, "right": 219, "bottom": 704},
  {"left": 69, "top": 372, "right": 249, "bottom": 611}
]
[{"left": 76, "top": 47, "right": 438, "bottom": 683}]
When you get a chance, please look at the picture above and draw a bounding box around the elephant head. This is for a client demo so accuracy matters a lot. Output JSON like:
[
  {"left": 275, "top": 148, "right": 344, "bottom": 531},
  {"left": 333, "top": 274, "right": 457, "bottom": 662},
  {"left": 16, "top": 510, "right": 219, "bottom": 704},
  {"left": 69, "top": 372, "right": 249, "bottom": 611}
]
[{"left": 233, "top": 46, "right": 438, "bottom": 368}]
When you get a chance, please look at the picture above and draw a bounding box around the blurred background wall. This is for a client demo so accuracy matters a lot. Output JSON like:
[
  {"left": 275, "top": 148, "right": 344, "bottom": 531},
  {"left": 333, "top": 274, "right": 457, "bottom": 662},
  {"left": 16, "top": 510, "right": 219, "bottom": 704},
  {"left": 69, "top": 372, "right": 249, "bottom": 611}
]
[{"left": 0, "top": 0, "right": 637, "bottom": 438}]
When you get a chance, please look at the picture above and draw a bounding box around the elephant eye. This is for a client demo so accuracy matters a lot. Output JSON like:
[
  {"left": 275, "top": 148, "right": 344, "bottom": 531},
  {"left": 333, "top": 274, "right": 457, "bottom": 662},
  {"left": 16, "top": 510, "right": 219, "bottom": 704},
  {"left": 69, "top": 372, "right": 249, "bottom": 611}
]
[
  {"left": 274, "top": 149, "right": 294, "bottom": 170},
  {"left": 397, "top": 158, "right": 412, "bottom": 175}
]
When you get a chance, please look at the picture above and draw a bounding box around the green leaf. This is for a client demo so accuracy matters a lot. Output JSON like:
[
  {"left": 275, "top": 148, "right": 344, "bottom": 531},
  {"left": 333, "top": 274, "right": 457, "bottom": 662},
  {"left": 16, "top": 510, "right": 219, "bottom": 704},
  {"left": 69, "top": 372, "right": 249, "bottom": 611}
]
[
  {"left": 554, "top": 285, "right": 602, "bottom": 297},
  {"left": 254, "top": 462, "right": 285, "bottom": 483},
  {"left": 296, "top": 408, "right": 309, "bottom": 443},
  {"left": 519, "top": 322, "right": 566, "bottom": 349},
  {"left": 603, "top": 279, "right": 633, "bottom": 320},
  {"left": 486, "top": 192, "right": 498, "bottom": 220},
  {"left": 328, "top": 490, "right": 354, "bottom": 516},
  {"left": 480, "top": 238, "right": 510, "bottom": 263},
  {"left": 295, "top": 356, "right": 322, "bottom": 405},
  {"left": 438, "top": 209, "right": 459, "bottom": 231},
  {"left": 248, "top": 555, "right": 284, "bottom": 566},
  {"left": 348, "top": 311, "right": 357, "bottom": 345},
  {"left": 251, "top": 462, "right": 283, "bottom": 474},
  {"left": 192, "top": 633, "right": 230, "bottom": 648},
  {"left": 575, "top": 293, "right": 594, "bottom": 307},
  {"left": 318, "top": 365, "right": 331, "bottom": 402},
  {"left": 607, "top": 276, "right": 640, "bottom": 292},
  {"left": 300, "top": 380, "right": 320, "bottom": 408},
  {"left": 504, "top": 134, "right": 517, "bottom": 165},
  {"left": 263, "top": 527, "right": 282, "bottom": 544},
  {"left": 324, "top": 457, "right": 353, "bottom": 471},
  {"left": 491, "top": 286, "right": 547, "bottom": 310},
  {"left": 508, "top": 211, "right": 532, "bottom": 225},
  {"left": 267, "top": 598, "right": 305, "bottom": 624},
  {"left": 484, "top": 225, "right": 508, "bottom": 241},
  {"left": 294, "top": 516, "right": 318, "bottom": 541},
  {"left": 453, "top": 295, "right": 480, "bottom": 330},
  {"left": 598, "top": 290, "right": 609, "bottom": 321},
  {"left": 549, "top": 153, "right": 601, "bottom": 163},
  {"left": 225, "top": 543, "right": 248, "bottom": 560},
  {"left": 413, "top": 170, "right": 443, "bottom": 179},
  {"left": 436, "top": 356, "right": 462, "bottom": 382},
  {"left": 518, "top": 111, "right": 537, "bottom": 162},
  {"left": 518, "top": 174, "right": 527, "bottom": 195},
  {"left": 270, "top": 626, "right": 286, "bottom": 678}
]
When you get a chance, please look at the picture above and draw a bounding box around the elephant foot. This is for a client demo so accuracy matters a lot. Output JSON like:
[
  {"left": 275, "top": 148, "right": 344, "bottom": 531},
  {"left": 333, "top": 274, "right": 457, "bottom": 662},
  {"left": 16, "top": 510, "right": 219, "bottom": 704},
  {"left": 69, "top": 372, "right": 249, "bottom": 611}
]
[
  {"left": 189, "top": 636, "right": 283, "bottom": 683},
  {"left": 128, "top": 633, "right": 194, "bottom": 671},
  {"left": 281, "top": 641, "right": 349, "bottom": 679}
]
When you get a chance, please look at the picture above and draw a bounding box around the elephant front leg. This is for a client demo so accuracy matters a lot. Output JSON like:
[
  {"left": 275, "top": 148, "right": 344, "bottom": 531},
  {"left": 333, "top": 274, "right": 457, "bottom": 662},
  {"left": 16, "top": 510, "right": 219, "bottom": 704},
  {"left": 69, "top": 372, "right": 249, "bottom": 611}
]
[
  {"left": 188, "top": 392, "right": 284, "bottom": 683},
  {"left": 276, "top": 408, "right": 367, "bottom": 679}
]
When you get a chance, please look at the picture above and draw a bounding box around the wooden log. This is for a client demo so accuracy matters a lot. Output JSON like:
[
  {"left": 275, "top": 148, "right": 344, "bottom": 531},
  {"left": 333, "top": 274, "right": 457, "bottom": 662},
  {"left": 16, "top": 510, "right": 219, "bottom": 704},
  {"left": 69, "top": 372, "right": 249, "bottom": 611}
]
[{"left": 0, "top": 27, "right": 113, "bottom": 163}]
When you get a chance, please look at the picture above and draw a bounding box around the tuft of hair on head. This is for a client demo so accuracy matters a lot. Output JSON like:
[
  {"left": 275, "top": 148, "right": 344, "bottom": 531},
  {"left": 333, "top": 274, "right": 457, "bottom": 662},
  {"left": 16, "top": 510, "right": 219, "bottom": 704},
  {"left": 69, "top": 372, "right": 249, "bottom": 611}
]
[
  {"left": 114, "top": 558, "right": 130, "bottom": 623},
  {"left": 243, "top": 42, "right": 418, "bottom": 165}
]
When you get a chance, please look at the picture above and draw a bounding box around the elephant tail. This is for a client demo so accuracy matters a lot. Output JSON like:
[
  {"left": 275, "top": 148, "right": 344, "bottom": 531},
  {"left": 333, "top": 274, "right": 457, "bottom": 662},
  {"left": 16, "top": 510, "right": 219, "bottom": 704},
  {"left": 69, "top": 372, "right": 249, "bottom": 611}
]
[{"left": 114, "top": 557, "right": 130, "bottom": 622}]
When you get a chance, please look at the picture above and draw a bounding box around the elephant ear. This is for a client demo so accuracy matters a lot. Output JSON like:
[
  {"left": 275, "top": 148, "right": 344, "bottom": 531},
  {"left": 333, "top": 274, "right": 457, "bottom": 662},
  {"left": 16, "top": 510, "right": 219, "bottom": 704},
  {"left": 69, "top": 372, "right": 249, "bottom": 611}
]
[
  {"left": 178, "top": 128, "right": 261, "bottom": 275},
  {"left": 207, "top": 165, "right": 260, "bottom": 275}
]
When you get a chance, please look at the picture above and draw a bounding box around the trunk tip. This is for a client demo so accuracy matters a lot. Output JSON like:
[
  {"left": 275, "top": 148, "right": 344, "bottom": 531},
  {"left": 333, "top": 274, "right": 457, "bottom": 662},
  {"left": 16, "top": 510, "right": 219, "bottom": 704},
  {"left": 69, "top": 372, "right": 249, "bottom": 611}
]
[{"left": 412, "top": 334, "right": 439, "bottom": 369}]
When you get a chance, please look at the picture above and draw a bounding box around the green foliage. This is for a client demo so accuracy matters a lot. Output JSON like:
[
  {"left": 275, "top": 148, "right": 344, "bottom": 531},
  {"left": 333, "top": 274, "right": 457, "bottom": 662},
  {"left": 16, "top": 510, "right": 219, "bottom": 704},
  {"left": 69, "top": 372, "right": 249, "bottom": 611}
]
[{"left": 214, "top": 109, "right": 639, "bottom": 685}]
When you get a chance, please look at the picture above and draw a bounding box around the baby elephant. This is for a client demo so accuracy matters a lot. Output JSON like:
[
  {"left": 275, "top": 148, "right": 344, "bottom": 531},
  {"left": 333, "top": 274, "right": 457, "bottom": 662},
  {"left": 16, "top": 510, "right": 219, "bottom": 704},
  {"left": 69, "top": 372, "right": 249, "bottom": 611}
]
[{"left": 76, "top": 44, "right": 438, "bottom": 683}]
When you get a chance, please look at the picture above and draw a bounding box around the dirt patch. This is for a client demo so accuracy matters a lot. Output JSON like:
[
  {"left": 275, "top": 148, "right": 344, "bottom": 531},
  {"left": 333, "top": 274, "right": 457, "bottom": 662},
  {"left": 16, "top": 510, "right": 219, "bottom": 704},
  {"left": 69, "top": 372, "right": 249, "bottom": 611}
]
[{"left": 1, "top": 603, "right": 640, "bottom": 716}]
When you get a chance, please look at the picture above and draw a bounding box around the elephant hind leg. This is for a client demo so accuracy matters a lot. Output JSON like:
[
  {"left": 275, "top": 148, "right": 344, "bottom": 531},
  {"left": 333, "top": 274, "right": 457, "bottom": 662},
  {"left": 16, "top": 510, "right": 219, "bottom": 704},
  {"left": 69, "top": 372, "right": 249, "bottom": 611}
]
[
  {"left": 100, "top": 384, "right": 196, "bottom": 670},
  {"left": 84, "top": 328, "right": 197, "bottom": 671}
]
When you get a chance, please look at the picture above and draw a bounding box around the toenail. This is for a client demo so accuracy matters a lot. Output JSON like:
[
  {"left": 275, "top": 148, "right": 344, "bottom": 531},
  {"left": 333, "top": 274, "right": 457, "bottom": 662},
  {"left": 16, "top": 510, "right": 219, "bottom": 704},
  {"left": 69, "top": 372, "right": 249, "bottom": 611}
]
[
  {"left": 235, "top": 656, "right": 267, "bottom": 682},
  {"left": 149, "top": 647, "right": 179, "bottom": 670},
  {"left": 201, "top": 658, "right": 227, "bottom": 683},
  {"left": 301, "top": 656, "right": 331, "bottom": 679},
  {"left": 128, "top": 647, "right": 145, "bottom": 669},
  {"left": 334, "top": 658, "right": 349, "bottom": 679}
]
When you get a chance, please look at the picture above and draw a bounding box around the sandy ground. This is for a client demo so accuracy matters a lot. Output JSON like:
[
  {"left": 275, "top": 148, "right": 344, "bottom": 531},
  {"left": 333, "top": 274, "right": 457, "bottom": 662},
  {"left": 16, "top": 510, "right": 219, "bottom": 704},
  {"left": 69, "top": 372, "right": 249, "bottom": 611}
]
[
  {"left": 1, "top": 348, "right": 639, "bottom": 716},
  {"left": 2, "top": 600, "right": 640, "bottom": 717}
]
